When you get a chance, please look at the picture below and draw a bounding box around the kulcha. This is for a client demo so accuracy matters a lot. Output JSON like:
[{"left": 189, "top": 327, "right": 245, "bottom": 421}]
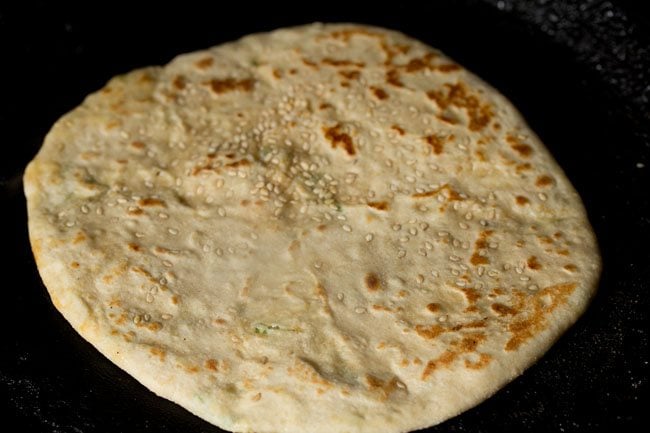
[{"left": 24, "top": 24, "right": 600, "bottom": 433}]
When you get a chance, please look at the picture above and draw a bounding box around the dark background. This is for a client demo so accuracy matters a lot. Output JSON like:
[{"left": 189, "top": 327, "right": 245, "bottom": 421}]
[{"left": 1, "top": 1, "right": 648, "bottom": 432}]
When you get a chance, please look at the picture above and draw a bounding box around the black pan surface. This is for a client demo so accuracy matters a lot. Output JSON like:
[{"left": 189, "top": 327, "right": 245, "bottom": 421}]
[{"left": 1, "top": 1, "right": 647, "bottom": 432}]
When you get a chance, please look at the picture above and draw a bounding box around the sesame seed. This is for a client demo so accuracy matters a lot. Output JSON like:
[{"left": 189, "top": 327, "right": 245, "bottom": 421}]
[
  {"left": 487, "top": 270, "right": 499, "bottom": 277},
  {"left": 527, "top": 284, "right": 539, "bottom": 291},
  {"left": 520, "top": 276, "right": 530, "bottom": 281},
  {"left": 477, "top": 266, "right": 485, "bottom": 276},
  {"left": 158, "top": 212, "right": 169, "bottom": 219},
  {"left": 455, "top": 279, "right": 466, "bottom": 287},
  {"left": 458, "top": 222, "right": 469, "bottom": 229},
  {"left": 392, "top": 224, "right": 402, "bottom": 231},
  {"left": 397, "top": 249, "right": 406, "bottom": 258},
  {"left": 80, "top": 205, "right": 89, "bottom": 214},
  {"left": 419, "top": 222, "right": 429, "bottom": 231},
  {"left": 437, "top": 315, "right": 448, "bottom": 323},
  {"left": 449, "top": 255, "right": 461, "bottom": 262},
  {"left": 365, "top": 233, "right": 374, "bottom": 242},
  {"left": 163, "top": 260, "right": 173, "bottom": 267},
  {"left": 399, "top": 236, "right": 410, "bottom": 243},
  {"left": 168, "top": 228, "right": 179, "bottom": 235},
  {"left": 161, "top": 314, "right": 173, "bottom": 320},
  {"left": 133, "top": 315, "right": 141, "bottom": 324},
  {"left": 146, "top": 293, "right": 154, "bottom": 303},
  {"left": 355, "top": 307, "right": 367, "bottom": 314},
  {"left": 337, "top": 293, "right": 344, "bottom": 301},
  {"left": 65, "top": 221, "right": 75, "bottom": 227},
  {"left": 416, "top": 274, "right": 424, "bottom": 284},
  {"left": 409, "top": 228, "right": 418, "bottom": 236},
  {"left": 218, "top": 207, "right": 226, "bottom": 217},
  {"left": 342, "top": 224, "right": 352, "bottom": 232},
  {"left": 425, "top": 241, "right": 433, "bottom": 250},
  {"left": 431, "top": 270, "right": 440, "bottom": 277},
  {"left": 538, "top": 192, "right": 548, "bottom": 201},
  {"left": 135, "top": 232, "right": 145, "bottom": 238}
]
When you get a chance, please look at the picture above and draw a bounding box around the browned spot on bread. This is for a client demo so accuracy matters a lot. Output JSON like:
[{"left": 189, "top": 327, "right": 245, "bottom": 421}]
[
  {"left": 372, "top": 304, "right": 393, "bottom": 312},
  {"left": 437, "top": 63, "right": 461, "bottom": 72},
  {"left": 131, "top": 140, "right": 146, "bottom": 149},
  {"left": 451, "top": 319, "right": 487, "bottom": 331},
  {"left": 339, "top": 69, "right": 361, "bottom": 80},
  {"left": 365, "top": 273, "right": 381, "bottom": 291},
  {"left": 184, "top": 365, "right": 200, "bottom": 373},
  {"left": 426, "top": 303, "right": 441, "bottom": 313},
  {"left": 470, "top": 230, "right": 493, "bottom": 266},
  {"left": 426, "top": 82, "right": 493, "bottom": 131},
  {"left": 323, "top": 58, "right": 365, "bottom": 67},
  {"left": 386, "top": 69, "right": 403, "bottom": 87},
  {"left": 527, "top": 256, "right": 542, "bottom": 270},
  {"left": 536, "top": 175, "right": 555, "bottom": 187},
  {"left": 465, "top": 353, "right": 493, "bottom": 369},
  {"left": 301, "top": 58, "right": 318, "bottom": 68},
  {"left": 367, "top": 201, "right": 389, "bottom": 211},
  {"left": 272, "top": 69, "right": 282, "bottom": 79},
  {"left": 491, "top": 303, "right": 517, "bottom": 316},
  {"left": 172, "top": 75, "right": 186, "bottom": 90},
  {"left": 365, "top": 375, "right": 402, "bottom": 400},
  {"left": 319, "top": 102, "right": 332, "bottom": 110},
  {"left": 70, "top": 261, "right": 80, "bottom": 269},
  {"left": 391, "top": 125, "right": 405, "bottom": 135},
  {"left": 564, "top": 264, "right": 578, "bottom": 272},
  {"left": 72, "top": 231, "right": 87, "bottom": 244},
  {"left": 516, "top": 162, "right": 532, "bottom": 173},
  {"left": 171, "top": 295, "right": 180, "bottom": 305},
  {"left": 371, "top": 86, "right": 389, "bottom": 100},
  {"left": 323, "top": 124, "right": 356, "bottom": 156},
  {"left": 127, "top": 243, "right": 142, "bottom": 252},
  {"left": 150, "top": 347, "right": 166, "bottom": 361},
  {"left": 557, "top": 249, "right": 570, "bottom": 256},
  {"left": 195, "top": 57, "right": 214, "bottom": 69},
  {"left": 128, "top": 207, "right": 144, "bottom": 216},
  {"left": 422, "top": 332, "right": 489, "bottom": 379},
  {"left": 139, "top": 198, "right": 166, "bottom": 207},
  {"left": 424, "top": 135, "right": 444, "bottom": 155},
  {"left": 146, "top": 322, "right": 162, "bottom": 332},
  {"left": 415, "top": 324, "right": 446, "bottom": 340},
  {"left": 224, "top": 159, "right": 251, "bottom": 168},
  {"left": 459, "top": 288, "right": 480, "bottom": 310},
  {"left": 505, "top": 283, "right": 578, "bottom": 351},
  {"left": 412, "top": 184, "right": 463, "bottom": 201},
  {"left": 506, "top": 134, "right": 534, "bottom": 157},
  {"left": 205, "top": 359, "right": 219, "bottom": 371},
  {"left": 208, "top": 78, "right": 255, "bottom": 94},
  {"left": 516, "top": 195, "right": 530, "bottom": 206}
]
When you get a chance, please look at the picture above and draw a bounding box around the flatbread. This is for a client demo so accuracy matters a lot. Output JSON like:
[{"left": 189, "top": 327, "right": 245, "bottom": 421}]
[{"left": 24, "top": 23, "right": 601, "bottom": 433}]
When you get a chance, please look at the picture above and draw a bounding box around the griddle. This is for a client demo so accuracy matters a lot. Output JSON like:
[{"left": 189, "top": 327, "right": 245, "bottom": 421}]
[{"left": 1, "top": 1, "right": 647, "bottom": 431}]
